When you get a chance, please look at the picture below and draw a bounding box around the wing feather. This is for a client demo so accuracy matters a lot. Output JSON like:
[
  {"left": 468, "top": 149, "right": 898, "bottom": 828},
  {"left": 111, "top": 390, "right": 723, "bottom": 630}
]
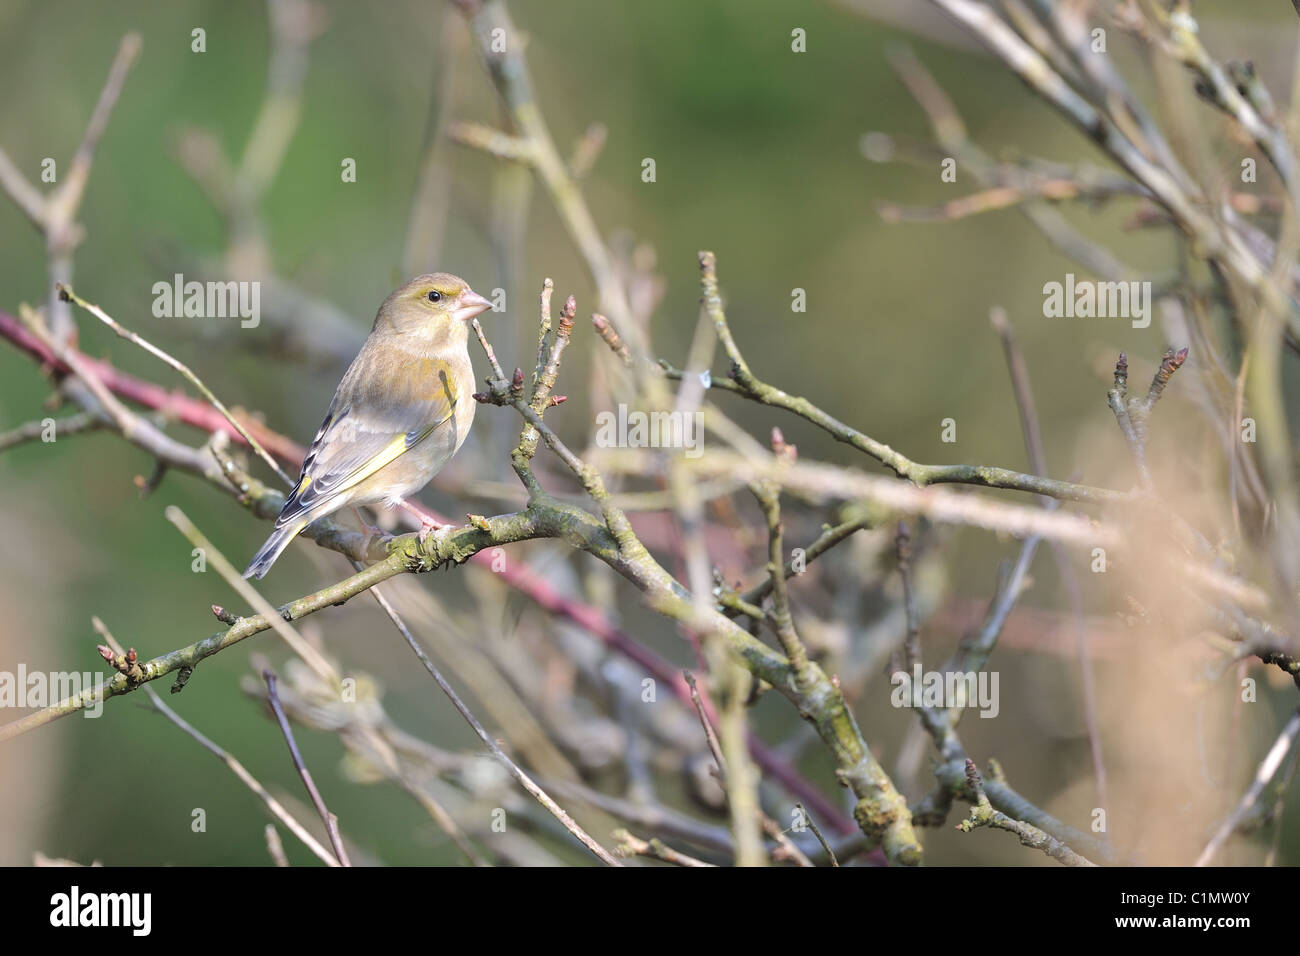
[{"left": 273, "top": 348, "right": 461, "bottom": 528}]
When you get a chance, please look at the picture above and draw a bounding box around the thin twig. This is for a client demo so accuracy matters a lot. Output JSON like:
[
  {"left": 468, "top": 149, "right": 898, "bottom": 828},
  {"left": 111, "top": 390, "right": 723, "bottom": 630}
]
[
  {"left": 613, "top": 829, "right": 715, "bottom": 867},
  {"left": 1196, "top": 709, "right": 1300, "bottom": 866},
  {"left": 364, "top": 575, "right": 622, "bottom": 866},
  {"left": 59, "top": 283, "right": 293, "bottom": 486},
  {"left": 164, "top": 505, "right": 338, "bottom": 683},
  {"left": 264, "top": 825, "right": 290, "bottom": 867},
  {"left": 90, "top": 617, "right": 340, "bottom": 867},
  {"left": 990, "top": 305, "right": 1108, "bottom": 814},
  {"left": 795, "top": 803, "right": 839, "bottom": 867},
  {"left": 0, "top": 411, "right": 102, "bottom": 452},
  {"left": 957, "top": 760, "right": 1096, "bottom": 866},
  {"left": 263, "top": 670, "right": 352, "bottom": 866}
]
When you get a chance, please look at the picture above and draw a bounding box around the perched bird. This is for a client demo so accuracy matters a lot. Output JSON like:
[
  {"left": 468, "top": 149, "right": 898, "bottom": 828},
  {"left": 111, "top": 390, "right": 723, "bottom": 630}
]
[{"left": 243, "top": 273, "right": 493, "bottom": 579}]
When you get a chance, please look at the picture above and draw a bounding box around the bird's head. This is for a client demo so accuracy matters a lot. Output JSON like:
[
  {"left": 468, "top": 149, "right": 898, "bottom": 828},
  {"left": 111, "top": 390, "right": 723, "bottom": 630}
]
[{"left": 375, "top": 272, "right": 493, "bottom": 339}]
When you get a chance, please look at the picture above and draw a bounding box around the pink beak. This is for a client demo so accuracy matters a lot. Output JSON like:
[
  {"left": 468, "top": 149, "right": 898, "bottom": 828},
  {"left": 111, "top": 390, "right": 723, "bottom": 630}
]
[{"left": 454, "top": 290, "right": 494, "bottom": 322}]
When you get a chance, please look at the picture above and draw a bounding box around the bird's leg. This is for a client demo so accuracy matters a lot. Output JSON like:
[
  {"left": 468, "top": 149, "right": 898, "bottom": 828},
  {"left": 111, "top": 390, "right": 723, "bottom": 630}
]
[
  {"left": 351, "top": 506, "right": 383, "bottom": 548},
  {"left": 396, "top": 499, "right": 451, "bottom": 545}
]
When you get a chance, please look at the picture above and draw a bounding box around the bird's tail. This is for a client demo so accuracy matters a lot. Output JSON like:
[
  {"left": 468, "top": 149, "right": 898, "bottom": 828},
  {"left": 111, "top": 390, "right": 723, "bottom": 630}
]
[{"left": 242, "top": 518, "right": 308, "bottom": 580}]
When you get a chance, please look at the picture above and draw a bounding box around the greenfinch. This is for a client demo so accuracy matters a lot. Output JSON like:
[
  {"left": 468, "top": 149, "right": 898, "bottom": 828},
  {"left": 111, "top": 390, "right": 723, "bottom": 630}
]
[{"left": 243, "top": 273, "right": 492, "bottom": 579}]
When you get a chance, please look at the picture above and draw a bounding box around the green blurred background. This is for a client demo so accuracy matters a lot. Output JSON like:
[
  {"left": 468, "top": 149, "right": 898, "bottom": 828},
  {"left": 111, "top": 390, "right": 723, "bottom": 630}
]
[{"left": 0, "top": 0, "right": 1295, "bottom": 866}]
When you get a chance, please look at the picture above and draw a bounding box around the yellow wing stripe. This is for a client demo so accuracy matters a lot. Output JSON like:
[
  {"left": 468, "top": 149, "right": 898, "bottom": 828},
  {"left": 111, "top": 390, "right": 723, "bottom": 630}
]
[
  {"left": 329, "top": 434, "right": 419, "bottom": 495},
  {"left": 306, "top": 411, "right": 452, "bottom": 507}
]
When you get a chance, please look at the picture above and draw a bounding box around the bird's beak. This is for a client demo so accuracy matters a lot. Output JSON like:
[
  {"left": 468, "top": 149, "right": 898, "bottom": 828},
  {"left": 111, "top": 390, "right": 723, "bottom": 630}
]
[{"left": 454, "top": 290, "right": 494, "bottom": 322}]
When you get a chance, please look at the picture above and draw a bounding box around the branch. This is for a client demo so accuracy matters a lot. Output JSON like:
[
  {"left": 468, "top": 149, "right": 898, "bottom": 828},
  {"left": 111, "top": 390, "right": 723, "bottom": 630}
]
[
  {"left": 470, "top": 290, "right": 925, "bottom": 864},
  {"left": 263, "top": 670, "right": 351, "bottom": 866},
  {"left": 451, "top": 0, "right": 638, "bottom": 346},
  {"left": 661, "top": 252, "right": 1125, "bottom": 505},
  {"left": 0, "top": 306, "right": 855, "bottom": 834},
  {"left": 90, "top": 618, "right": 341, "bottom": 867},
  {"left": 613, "top": 829, "right": 714, "bottom": 867},
  {"left": 956, "top": 760, "right": 1096, "bottom": 867},
  {"left": 1195, "top": 708, "right": 1300, "bottom": 866},
  {"left": 58, "top": 283, "right": 294, "bottom": 486},
  {"left": 361, "top": 576, "right": 621, "bottom": 867}
]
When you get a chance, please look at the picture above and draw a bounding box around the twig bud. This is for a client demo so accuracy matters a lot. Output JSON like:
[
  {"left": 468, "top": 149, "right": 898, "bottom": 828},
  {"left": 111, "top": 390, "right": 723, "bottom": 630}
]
[
  {"left": 558, "top": 295, "right": 576, "bottom": 338},
  {"left": 592, "top": 313, "right": 633, "bottom": 366},
  {"left": 770, "top": 426, "right": 796, "bottom": 461},
  {"left": 212, "top": 604, "right": 238, "bottom": 625},
  {"left": 1145, "top": 346, "right": 1188, "bottom": 407}
]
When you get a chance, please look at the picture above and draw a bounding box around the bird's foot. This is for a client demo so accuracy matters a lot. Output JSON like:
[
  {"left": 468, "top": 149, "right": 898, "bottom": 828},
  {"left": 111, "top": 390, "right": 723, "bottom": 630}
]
[{"left": 395, "top": 499, "right": 452, "bottom": 546}]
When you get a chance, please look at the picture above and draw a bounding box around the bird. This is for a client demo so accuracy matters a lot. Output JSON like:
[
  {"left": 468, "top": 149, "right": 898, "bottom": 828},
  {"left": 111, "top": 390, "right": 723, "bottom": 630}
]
[{"left": 242, "top": 273, "right": 493, "bottom": 579}]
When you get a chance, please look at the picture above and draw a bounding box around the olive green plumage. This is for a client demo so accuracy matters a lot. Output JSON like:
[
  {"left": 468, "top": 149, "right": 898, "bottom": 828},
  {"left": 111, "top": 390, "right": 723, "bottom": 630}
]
[{"left": 243, "top": 273, "right": 492, "bottom": 579}]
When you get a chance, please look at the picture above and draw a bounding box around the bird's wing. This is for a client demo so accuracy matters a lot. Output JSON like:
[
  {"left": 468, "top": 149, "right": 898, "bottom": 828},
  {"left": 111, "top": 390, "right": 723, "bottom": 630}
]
[{"left": 273, "top": 353, "right": 462, "bottom": 529}]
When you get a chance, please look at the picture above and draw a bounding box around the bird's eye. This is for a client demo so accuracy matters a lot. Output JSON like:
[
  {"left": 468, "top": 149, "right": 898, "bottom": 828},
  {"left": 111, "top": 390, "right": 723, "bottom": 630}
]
[{"left": 427, "top": 290, "right": 442, "bottom": 303}]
